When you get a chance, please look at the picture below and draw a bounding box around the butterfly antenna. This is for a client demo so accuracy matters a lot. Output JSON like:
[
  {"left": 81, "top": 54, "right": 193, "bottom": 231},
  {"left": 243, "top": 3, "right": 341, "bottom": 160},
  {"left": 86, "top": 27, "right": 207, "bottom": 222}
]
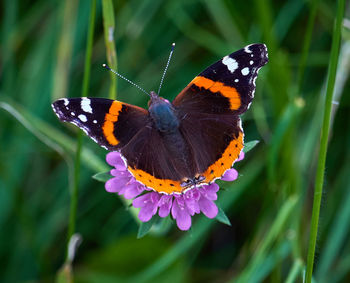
[
  {"left": 158, "top": 42, "right": 175, "bottom": 95},
  {"left": 102, "top": 64, "right": 150, "bottom": 96}
]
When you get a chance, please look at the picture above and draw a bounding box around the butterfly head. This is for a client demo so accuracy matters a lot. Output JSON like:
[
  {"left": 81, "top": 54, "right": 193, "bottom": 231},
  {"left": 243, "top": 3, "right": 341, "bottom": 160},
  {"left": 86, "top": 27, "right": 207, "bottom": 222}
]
[
  {"left": 148, "top": 91, "right": 179, "bottom": 132},
  {"left": 149, "top": 91, "right": 170, "bottom": 104}
]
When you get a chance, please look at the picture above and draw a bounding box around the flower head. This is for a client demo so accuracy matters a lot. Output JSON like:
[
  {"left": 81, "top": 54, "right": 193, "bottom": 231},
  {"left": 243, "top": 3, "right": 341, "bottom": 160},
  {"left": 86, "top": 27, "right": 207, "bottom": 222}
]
[{"left": 105, "top": 151, "right": 244, "bottom": 231}]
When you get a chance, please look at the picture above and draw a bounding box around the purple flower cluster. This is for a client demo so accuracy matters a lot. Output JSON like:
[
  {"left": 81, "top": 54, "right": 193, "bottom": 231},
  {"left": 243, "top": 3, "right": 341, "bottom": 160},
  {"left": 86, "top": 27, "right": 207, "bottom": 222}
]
[{"left": 105, "top": 151, "right": 244, "bottom": 231}]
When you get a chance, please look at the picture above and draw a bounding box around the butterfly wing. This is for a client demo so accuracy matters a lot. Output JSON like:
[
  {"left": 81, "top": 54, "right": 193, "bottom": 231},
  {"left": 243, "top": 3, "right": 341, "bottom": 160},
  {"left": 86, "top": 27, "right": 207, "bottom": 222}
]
[
  {"left": 52, "top": 97, "right": 195, "bottom": 194},
  {"left": 173, "top": 43, "right": 268, "bottom": 183},
  {"left": 52, "top": 98, "right": 149, "bottom": 150},
  {"left": 120, "top": 126, "right": 196, "bottom": 194},
  {"left": 173, "top": 44, "right": 268, "bottom": 114}
]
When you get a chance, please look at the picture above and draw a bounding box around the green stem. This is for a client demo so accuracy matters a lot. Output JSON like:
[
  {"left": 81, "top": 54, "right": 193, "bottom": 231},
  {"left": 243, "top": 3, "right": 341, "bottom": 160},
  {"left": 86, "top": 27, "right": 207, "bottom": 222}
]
[
  {"left": 67, "top": 132, "right": 82, "bottom": 244},
  {"left": 52, "top": 0, "right": 79, "bottom": 101},
  {"left": 66, "top": 0, "right": 96, "bottom": 258},
  {"left": 285, "top": 259, "right": 303, "bottom": 283},
  {"left": 102, "top": 0, "right": 117, "bottom": 100},
  {"left": 297, "top": 0, "right": 320, "bottom": 92},
  {"left": 82, "top": 0, "right": 96, "bottom": 98},
  {"left": 305, "top": 0, "right": 345, "bottom": 281}
]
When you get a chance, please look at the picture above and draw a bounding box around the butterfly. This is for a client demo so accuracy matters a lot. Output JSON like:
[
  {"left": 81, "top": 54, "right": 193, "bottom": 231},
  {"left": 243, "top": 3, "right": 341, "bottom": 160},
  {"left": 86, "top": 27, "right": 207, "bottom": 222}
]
[{"left": 52, "top": 43, "right": 268, "bottom": 195}]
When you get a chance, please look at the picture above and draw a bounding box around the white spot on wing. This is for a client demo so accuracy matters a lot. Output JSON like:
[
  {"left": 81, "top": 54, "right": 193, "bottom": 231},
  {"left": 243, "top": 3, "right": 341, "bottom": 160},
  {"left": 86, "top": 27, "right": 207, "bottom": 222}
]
[
  {"left": 222, "top": 56, "right": 238, "bottom": 73},
  {"left": 63, "top": 98, "right": 69, "bottom": 106},
  {"left": 241, "top": 67, "right": 250, "bottom": 76},
  {"left": 244, "top": 45, "right": 252, "bottom": 54},
  {"left": 71, "top": 112, "right": 75, "bottom": 116},
  {"left": 250, "top": 60, "right": 254, "bottom": 65},
  {"left": 93, "top": 120, "right": 97, "bottom": 124},
  {"left": 78, "top": 114, "right": 87, "bottom": 122},
  {"left": 81, "top": 98, "right": 93, "bottom": 113},
  {"left": 234, "top": 79, "right": 239, "bottom": 82}
]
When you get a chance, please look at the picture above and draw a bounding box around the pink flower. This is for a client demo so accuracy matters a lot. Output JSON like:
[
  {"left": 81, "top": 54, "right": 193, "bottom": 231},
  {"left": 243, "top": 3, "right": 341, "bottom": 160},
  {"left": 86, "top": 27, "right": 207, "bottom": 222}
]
[{"left": 105, "top": 151, "right": 244, "bottom": 231}]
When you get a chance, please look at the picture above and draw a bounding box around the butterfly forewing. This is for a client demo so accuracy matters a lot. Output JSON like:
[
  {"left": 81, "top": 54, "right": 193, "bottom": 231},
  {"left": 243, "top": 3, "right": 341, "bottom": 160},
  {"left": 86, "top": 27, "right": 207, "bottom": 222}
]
[
  {"left": 52, "top": 98, "right": 149, "bottom": 150},
  {"left": 173, "top": 43, "right": 268, "bottom": 114}
]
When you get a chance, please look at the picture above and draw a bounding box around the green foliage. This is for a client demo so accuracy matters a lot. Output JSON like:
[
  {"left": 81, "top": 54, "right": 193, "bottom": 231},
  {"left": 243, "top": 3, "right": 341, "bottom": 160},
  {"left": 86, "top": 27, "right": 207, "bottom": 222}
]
[
  {"left": 215, "top": 206, "right": 231, "bottom": 226},
  {"left": 92, "top": 172, "right": 112, "bottom": 183},
  {"left": 0, "top": 0, "right": 349, "bottom": 282},
  {"left": 137, "top": 216, "right": 158, "bottom": 239}
]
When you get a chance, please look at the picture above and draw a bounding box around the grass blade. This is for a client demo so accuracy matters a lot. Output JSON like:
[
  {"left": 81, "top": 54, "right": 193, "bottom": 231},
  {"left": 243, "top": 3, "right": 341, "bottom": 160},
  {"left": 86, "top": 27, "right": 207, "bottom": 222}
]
[
  {"left": 305, "top": 0, "right": 345, "bottom": 281},
  {"left": 102, "top": 0, "right": 117, "bottom": 100},
  {"left": 233, "top": 196, "right": 298, "bottom": 282},
  {"left": 285, "top": 259, "right": 304, "bottom": 283},
  {"left": 51, "top": 0, "right": 79, "bottom": 101},
  {"left": 297, "top": 0, "right": 321, "bottom": 91}
]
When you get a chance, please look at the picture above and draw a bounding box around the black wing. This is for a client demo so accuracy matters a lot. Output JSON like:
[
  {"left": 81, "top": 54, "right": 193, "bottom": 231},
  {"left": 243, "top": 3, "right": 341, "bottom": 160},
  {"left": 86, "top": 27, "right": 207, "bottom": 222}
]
[
  {"left": 171, "top": 44, "right": 268, "bottom": 184},
  {"left": 52, "top": 98, "right": 149, "bottom": 150}
]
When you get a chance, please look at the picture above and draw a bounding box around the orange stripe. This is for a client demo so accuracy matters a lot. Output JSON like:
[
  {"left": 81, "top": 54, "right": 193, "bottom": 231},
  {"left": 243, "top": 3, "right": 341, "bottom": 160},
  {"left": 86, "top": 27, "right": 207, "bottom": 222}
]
[
  {"left": 128, "top": 167, "right": 183, "bottom": 194},
  {"left": 203, "top": 132, "right": 244, "bottom": 182},
  {"left": 191, "top": 76, "right": 241, "bottom": 110},
  {"left": 129, "top": 132, "right": 243, "bottom": 194},
  {"left": 102, "top": 101, "right": 123, "bottom": 146}
]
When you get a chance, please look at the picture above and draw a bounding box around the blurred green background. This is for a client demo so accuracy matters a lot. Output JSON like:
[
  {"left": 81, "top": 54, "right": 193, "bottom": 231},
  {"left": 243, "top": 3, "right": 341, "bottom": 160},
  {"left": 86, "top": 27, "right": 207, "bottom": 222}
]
[{"left": 1, "top": 0, "right": 349, "bottom": 282}]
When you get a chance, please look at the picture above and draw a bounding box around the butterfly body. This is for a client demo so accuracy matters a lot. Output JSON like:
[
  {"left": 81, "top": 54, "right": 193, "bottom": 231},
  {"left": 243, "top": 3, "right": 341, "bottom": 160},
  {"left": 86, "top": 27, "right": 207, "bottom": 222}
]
[
  {"left": 52, "top": 44, "right": 268, "bottom": 194},
  {"left": 148, "top": 91, "right": 179, "bottom": 133}
]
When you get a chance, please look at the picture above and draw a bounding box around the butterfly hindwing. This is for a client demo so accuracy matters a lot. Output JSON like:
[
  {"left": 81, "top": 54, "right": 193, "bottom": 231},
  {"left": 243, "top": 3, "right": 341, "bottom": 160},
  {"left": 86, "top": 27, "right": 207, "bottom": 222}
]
[{"left": 52, "top": 98, "right": 149, "bottom": 150}]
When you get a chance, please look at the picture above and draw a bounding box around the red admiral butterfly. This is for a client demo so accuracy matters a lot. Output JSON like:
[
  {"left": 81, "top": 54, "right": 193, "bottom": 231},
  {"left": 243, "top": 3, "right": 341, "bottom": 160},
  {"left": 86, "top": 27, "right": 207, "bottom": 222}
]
[{"left": 52, "top": 44, "right": 268, "bottom": 194}]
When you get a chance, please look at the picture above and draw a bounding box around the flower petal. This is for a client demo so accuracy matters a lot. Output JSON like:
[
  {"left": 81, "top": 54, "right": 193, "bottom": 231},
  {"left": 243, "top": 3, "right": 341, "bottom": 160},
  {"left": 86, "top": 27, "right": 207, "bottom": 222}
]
[
  {"left": 198, "top": 196, "right": 218, "bottom": 218},
  {"left": 105, "top": 176, "right": 130, "bottom": 193},
  {"left": 135, "top": 192, "right": 160, "bottom": 222},
  {"left": 205, "top": 183, "right": 219, "bottom": 193},
  {"left": 133, "top": 193, "right": 150, "bottom": 208},
  {"left": 221, "top": 169, "right": 238, "bottom": 181},
  {"left": 184, "top": 189, "right": 200, "bottom": 215},
  {"left": 123, "top": 183, "right": 144, "bottom": 199},
  {"left": 106, "top": 152, "right": 126, "bottom": 170},
  {"left": 237, "top": 151, "right": 245, "bottom": 162},
  {"left": 171, "top": 196, "right": 185, "bottom": 219},
  {"left": 176, "top": 210, "right": 192, "bottom": 230},
  {"left": 172, "top": 198, "right": 192, "bottom": 230},
  {"left": 110, "top": 169, "right": 132, "bottom": 178},
  {"left": 199, "top": 185, "right": 219, "bottom": 201},
  {"left": 158, "top": 195, "right": 173, "bottom": 217},
  {"left": 138, "top": 205, "right": 157, "bottom": 222}
]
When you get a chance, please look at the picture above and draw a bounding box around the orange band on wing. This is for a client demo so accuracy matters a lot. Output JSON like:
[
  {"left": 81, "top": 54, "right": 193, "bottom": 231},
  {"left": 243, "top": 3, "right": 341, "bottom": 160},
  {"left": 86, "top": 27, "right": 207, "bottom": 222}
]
[
  {"left": 191, "top": 76, "right": 241, "bottom": 110},
  {"left": 128, "top": 132, "right": 243, "bottom": 194},
  {"left": 128, "top": 167, "right": 183, "bottom": 194},
  {"left": 203, "top": 131, "right": 244, "bottom": 182},
  {"left": 102, "top": 101, "right": 123, "bottom": 146}
]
